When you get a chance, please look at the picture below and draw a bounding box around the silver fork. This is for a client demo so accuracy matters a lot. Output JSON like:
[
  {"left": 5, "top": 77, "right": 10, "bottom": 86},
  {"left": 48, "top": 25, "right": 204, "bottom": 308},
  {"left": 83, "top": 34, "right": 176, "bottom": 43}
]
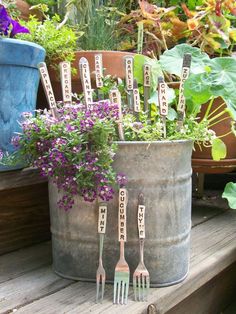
[
  {"left": 96, "top": 203, "right": 107, "bottom": 303},
  {"left": 113, "top": 188, "right": 130, "bottom": 305},
  {"left": 133, "top": 193, "right": 150, "bottom": 301}
]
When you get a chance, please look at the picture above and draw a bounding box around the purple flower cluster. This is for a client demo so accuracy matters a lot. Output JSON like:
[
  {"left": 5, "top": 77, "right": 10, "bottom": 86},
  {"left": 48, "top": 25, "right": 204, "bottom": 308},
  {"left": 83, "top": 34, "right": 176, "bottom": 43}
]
[
  {"left": 116, "top": 173, "right": 128, "bottom": 187},
  {"left": 0, "top": 5, "right": 29, "bottom": 38},
  {"left": 16, "top": 100, "right": 121, "bottom": 211},
  {"left": 0, "top": 149, "right": 3, "bottom": 161}
]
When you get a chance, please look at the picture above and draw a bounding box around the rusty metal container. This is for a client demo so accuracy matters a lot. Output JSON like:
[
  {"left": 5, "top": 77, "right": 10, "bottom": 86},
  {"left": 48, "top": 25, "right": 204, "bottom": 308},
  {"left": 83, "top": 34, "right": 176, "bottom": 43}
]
[{"left": 49, "top": 140, "right": 193, "bottom": 287}]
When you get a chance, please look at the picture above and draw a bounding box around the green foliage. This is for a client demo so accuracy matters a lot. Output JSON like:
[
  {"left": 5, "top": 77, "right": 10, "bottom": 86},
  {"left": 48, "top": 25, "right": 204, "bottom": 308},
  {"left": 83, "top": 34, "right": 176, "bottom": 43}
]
[
  {"left": 26, "top": 0, "right": 55, "bottom": 6},
  {"left": 160, "top": 44, "right": 210, "bottom": 76},
  {"left": 211, "top": 138, "right": 227, "bottom": 160},
  {"left": 78, "top": 5, "right": 120, "bottom": 50},
  {"left": 184, "top": 57, "right": 236, "bottom": 118},
  {"left": 223, "top": 182, "right": 236, "bottom": 209},
  {"left": 16, "top": 15, "right": 79, "bottom": 67}
]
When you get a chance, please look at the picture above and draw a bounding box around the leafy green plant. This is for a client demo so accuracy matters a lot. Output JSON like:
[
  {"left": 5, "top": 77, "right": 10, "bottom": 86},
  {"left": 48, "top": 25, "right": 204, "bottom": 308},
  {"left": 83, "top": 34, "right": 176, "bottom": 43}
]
[
  {"left": 182, "top": 0, "right": 236, "bottom": 56},
  {"left": 117, "top": 0, "right": 188, "bottom": 56},
  {"left": 16, "top": 14, "right": 80, "bottom": 69},
  {"left": 223, "top": 182, "right": 236, "bottom": 209}
]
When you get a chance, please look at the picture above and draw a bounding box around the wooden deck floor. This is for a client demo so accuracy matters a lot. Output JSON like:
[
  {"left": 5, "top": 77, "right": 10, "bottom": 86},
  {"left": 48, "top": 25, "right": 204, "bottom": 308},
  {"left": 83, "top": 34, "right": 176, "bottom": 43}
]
[{"left": 1, "top": 191, "right": 236, "bottom": 314}]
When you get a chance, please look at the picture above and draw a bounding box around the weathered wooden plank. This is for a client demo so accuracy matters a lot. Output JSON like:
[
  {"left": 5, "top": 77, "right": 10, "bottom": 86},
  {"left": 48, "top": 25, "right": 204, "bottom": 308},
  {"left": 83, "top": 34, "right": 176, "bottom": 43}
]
[
  {"left": 0, "top": 168, "right": 47, "bottom": 191},
  {"left": 12, "top": 210, "right": 236, "bottom": 314},
  {"left": 0, "top": 183, "right": 50, "bottom": 255},
  {"left": 166, "top": 262, "right": 236, "bottom": 314},
  {"left": 0, "top": 242, "right": 51, "bottom": 284},
  {"left": 0, "top": 266, "right": 74, "bottom": 313}
]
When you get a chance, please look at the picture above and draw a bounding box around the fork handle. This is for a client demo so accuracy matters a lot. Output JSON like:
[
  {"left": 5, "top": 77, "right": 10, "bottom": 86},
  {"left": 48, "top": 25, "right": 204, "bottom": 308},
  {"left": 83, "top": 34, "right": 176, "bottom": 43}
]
[
  {"left": 118, "top": 188, "right": 128, "bottom": 242},
  {"left": 138, "top": 194, "right": 145, "bottom": 239}
]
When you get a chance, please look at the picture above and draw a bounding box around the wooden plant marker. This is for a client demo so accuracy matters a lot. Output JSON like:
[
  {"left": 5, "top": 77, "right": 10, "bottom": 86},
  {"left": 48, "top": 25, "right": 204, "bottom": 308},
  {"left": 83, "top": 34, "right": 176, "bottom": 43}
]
[
  {"left": 158, "top": 77, "right": 168, "bottom": 138},
  {"left": 177, "top": 53, "right": 192, "bottom": 130},
  {"left": 137, "top": 193, "right": 145, "bottom": 239},
  {"left": 133, "top": 80, "right": 141, "bottom": 121},
  {"left": 79, "top": 57, "right": 93, "bottom": 108},
  {"left": 98, "top": 203, "right": 107, "bottom": 235},
  {"left": 59, "top": 61, "right": 72, "bottom": 104},
  {"left": 143, "top": 64, "right": 151, "bottom": 116},
  {"left": 109, "top": 87, "right": 124, "bottom": 140},
  {"left": 38, "top": 62, "right": 57, "bottom": 118},
  {"left": 124, "top": 56, "right": 134, "bottom": 110},
  {"left": 95, "top": 54, "right": 104, "bottom": 100},
  {"left": 118, "top": 188, "right": 128, "bottom": 242}
]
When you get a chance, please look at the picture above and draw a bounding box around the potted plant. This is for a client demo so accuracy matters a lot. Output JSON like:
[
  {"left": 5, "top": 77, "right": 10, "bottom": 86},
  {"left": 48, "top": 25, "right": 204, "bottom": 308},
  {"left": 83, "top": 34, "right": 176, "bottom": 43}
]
[
  {"left": 16, "top": 8, "right": 80, "bottom": 108},
  {"left": 0, "top": 3, "right": 45, "bottom": 171},
  {"left": 1, "top": 52, "right": 222, "bottom": 287},
  {"left": 157, "top": 43, "right": 236, "bottom": 174}
]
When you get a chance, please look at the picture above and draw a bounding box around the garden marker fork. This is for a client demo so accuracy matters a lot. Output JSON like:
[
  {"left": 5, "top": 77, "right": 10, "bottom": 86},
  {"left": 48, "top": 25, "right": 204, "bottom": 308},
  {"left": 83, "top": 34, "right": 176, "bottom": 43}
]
[
  {"left": 96, "top": 203, "right": 107, "bottom": 303},
  {"left": 113, "top": 188, "right": 130, "bottom": 305},
  {"left": 133, "top": 193, "right": 150, "bottom": 301}
]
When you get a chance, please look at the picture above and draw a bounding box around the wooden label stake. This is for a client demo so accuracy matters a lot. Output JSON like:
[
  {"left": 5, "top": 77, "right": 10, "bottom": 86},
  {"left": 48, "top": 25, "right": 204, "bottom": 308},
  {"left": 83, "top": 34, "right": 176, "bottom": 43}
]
[
  {"left": 158, "top": 77, "right": 168, "bottom": 138},
  {"left": 98, "top": 204, "right": 107, "bottom": 234},
  {"left": 94, "top": 54, "right": 103, "bottom": 88},
  {"left": 118, "top": 188, "right": 128, "bottom": 242},
  {"left": 177, "top": 53, "right": 191, "bottom": 114},
  {"left": 38, "top": 62, "right": 57, "bottom": 118},
  {"left": 143, "top": 64, "right": 151, "bottom": 87},
  {"left": 79, "top": 57, "right": 93, "bottom": 107},
  {"left": 124, "top": 56, "right": 134, "bottom": 91},
  {"left": 133, "top": 80, "right": 141, "bottom": 113},
  {"left": 109, "top": 87, "right": 124, "bottom": 140},
  {"left": 59, "top": 61, "right": 72, "bottom": 104}
]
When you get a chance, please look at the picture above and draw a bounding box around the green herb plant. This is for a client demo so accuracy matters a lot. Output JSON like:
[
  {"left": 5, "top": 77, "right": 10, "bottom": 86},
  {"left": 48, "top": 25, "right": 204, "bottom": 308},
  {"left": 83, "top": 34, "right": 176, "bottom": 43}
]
[{"left": 16, "top": 9, "right": 81, "bottom": 71}]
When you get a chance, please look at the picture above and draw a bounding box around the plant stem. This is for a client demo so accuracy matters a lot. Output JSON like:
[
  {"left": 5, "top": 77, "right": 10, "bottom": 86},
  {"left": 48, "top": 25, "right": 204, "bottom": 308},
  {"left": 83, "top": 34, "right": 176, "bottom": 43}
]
[
  {"left": 207, "top": 102, "right": 226, "bottom": 119},
  {"left": 208, "top": 110, "right": 227, "bottom": 123},
  {"left": 208, "top": 116, "right": 229, "bottom": 128},
  {"left": 203, "top": 97, "right": 215, "bottom": 120},
  {"left": 217, "top": 131, "right": 233, "bottom": 139}
]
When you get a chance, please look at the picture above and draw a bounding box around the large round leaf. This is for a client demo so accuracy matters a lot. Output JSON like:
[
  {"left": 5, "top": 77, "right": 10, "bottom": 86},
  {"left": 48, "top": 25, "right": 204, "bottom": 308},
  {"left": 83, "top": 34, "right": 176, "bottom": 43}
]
[
  {"left": 222, "top": 182, "right": 236, "bottom": 209},
  {"left": 184, "top": 73, "right": 212, "bottom": 105},
  {"left": 205, "top": 57, "right": 236, "bottom": 100},
  {"left": 160, "top": 44, "right": 210, "bottom": 77},
  {"left": 211, "top": 138, "right": 227, "bottom": 161}
]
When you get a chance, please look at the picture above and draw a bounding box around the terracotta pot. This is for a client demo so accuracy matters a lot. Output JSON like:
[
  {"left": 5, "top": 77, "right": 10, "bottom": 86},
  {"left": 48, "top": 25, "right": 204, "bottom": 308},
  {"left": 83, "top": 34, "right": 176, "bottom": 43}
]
[
  {"left": 192, "top": 97, "right": 236, "bottom": 173},
  {"left": 37, "top": 50, "right": 135, "bottom": 109},
  {"left": 16, "top": 0, "right": 30, "bottom": 20},
  {"left": 16, "top": 0, "right": 43, "bottom": 21}
]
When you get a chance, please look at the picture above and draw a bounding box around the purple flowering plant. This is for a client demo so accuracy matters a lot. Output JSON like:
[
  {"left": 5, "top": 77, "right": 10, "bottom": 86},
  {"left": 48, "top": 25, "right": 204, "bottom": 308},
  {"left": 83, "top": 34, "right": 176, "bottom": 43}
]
[
  {"left": 0, "top": 4, "right": 29, "bottom": 37},
  {"left": 8, "top": 101, "right": 125, "bottom": 211}
]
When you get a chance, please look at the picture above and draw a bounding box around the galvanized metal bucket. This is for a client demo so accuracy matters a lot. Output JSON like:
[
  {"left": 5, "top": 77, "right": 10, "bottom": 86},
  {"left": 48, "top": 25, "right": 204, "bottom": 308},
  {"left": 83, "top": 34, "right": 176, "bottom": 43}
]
[{"left": 49, "top": 140, "right": 193, "bottom": 287}]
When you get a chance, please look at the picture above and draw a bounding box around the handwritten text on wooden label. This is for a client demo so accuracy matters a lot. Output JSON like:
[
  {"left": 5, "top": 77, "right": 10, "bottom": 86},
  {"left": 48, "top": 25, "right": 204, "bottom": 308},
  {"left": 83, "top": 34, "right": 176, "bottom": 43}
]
[
  {"left": 138, "top": 205, "right": 145, "bottom": 239},
  {"left": 133, "top": 88, "right": 141, "bottom": 112},
  {"left": 38, "top": 62, "right": 57, "bottom": 110},
  {"left": 60, "top": 61, "right": 72, "bottom": 103},
  {"left": 98, "top": 205, "right": 107, "bottom": 234},
  {"left": 125, "top": 57, "right": 134, "bottom": 90},
  {"left": 118, "top": 188, "right": 127, "bottom": 242},
  {"left": 143, "top": 64, "right": 151, "bottom": 87},
  {"left": 109, "top": 88, "right": 122, "bottom": 118},
  {"left": 158, "top": 82, "right": 168, "bottom": 116},
  {"left": 95, "top": 54, "right": 103, "bottom": 88},
  {"left": 79, "top": 58, "right": 93, "bottom": 105},
  {"left": 177, "top": 67, "right": 190, "bottom": 113}
]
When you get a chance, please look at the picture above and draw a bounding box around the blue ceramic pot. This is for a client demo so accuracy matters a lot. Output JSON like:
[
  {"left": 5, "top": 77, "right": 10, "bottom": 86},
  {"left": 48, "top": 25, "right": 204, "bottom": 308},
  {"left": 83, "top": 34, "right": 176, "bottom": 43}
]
[{"left": 0, "top": 38, "right": 46, "bottom": 171}]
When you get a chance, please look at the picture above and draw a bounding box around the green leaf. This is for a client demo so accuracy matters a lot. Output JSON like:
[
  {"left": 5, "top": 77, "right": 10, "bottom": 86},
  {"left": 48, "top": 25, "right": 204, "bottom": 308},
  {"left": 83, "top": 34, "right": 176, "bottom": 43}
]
[
  {"left": 211, "top": 138, "right": 227, "bottom": 161},
  {"left": 222, "top": 182, "right": 236, "bottom": 209},
  {"left": 205, "top": 57, "right": 236, "bottom": 99},
  {"left": 159, "top": 44, "right": 210, "bottom": 77},
  {"left": 167, "top": 108, "right": 178, "bottom": 121},
  {"left": 134, "top": 54, "right": 162, "bottom": 92},
  {"left": 184, "top": 73, "right": 212, "bottom": 105},
  {"left": 148, "top": 87, "right": 176, "bottom": 105}
]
